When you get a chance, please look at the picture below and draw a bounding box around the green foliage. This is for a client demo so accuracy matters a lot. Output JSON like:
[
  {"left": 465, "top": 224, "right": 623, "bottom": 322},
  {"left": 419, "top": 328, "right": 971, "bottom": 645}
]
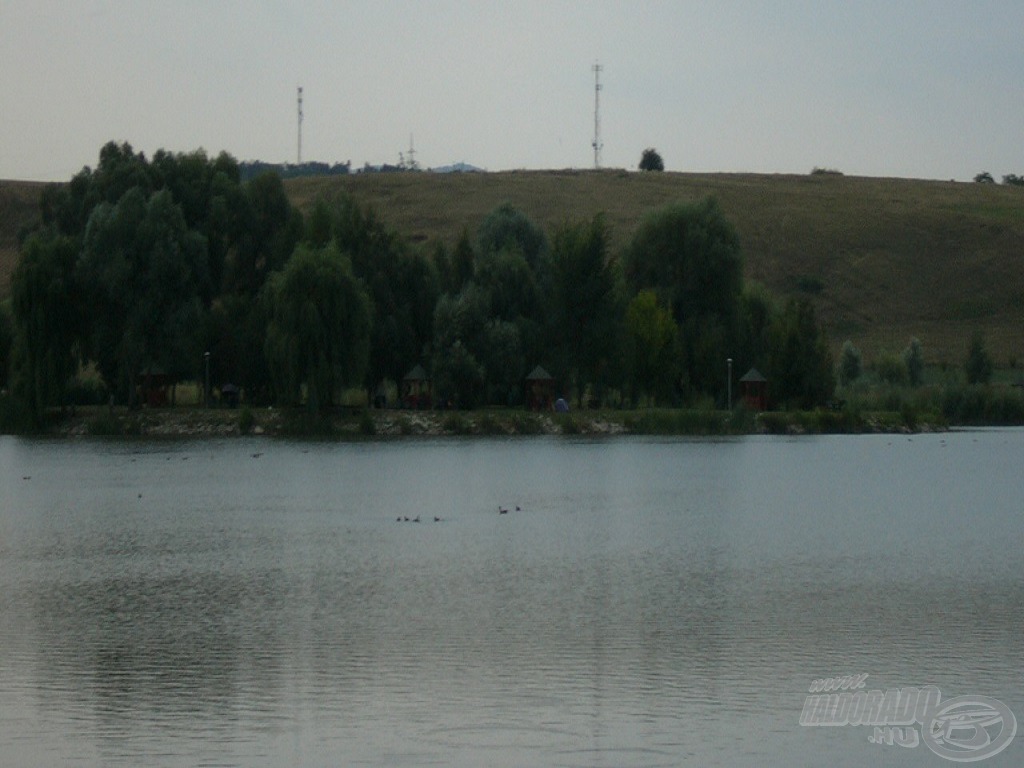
[
  {"left": 767, "top": 298, "right": 835, "bottom": 409},
  {"left": 477, "top": 202, "right": 547, "bottom": 270},
  {"left": 874, "top": 352, "right": 907, "bottom": 386},
  {"left": 237, "top": 406, "right": 255, "bottom": 435},
  {"left": 902, "top": 337, "right": 924, "bottom": 387},
  {"left": 442, "top": 411, "right": 471, "bottom": 434},
  {"left": 318, "top": 194, "right": 439, "bottom": 389},
  {"left": 638, "top": 148, "right": 664, "bottom": 172},
  {"left": 0, "top": 302, "right": 12, "bottom": 391},
  {"left": 547, "top": 214, "right": 621, "bottom": 408},
  {"left": 965, "top": 332, "right": 993, "bottom": 385},
  {"left": 974, "top": 171, "right": 995, "bottom": 184},
  {"left": 625, "top": 197, "right": 743, "bottom": 398},
  {"left": 225, "top": 171, "right": 303, "bottom": 296},
  {"left": 264, "top": 243, "right": 372, "bottom": 412},
  {"left": 9, "top": 230, "right": 80, "bottom": 422},
  {"left": 78, "top": 188, "right": 209, "bottom": 401},
  {"left": 358, "top": 409, "right": 376, "bottom": 435},
  {"left": 838, "top": 340, "right": 862, "bottom": 386},
  {"left": 624, "top": 290, "right": 680, "bottom": 405},
  {"left": 0, "top": 391, "right": 35, "bottom": 434},
  {"left": 625, "top": 408, "right": 730, "bottom": 435},
  {"left": 942, "top": 383, "right": 1024, "bottom": 424}
]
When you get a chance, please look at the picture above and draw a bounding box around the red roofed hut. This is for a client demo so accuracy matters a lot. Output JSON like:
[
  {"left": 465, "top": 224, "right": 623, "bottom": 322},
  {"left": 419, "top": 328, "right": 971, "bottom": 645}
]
[
  {"left": 740, "top": 368, "right": 768, "bottom": 411},
  {"left": 525, "top": 365, "right": 555, "bottom": 411},
  {"left": 402, "top": 365, "right": 432, "bottom": 410}
]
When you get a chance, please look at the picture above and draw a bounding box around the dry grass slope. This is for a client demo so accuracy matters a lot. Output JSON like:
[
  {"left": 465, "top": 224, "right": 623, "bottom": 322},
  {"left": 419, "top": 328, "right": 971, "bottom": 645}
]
[{"left": 4, "top": 171, "right": 1024, "bottom": 365}]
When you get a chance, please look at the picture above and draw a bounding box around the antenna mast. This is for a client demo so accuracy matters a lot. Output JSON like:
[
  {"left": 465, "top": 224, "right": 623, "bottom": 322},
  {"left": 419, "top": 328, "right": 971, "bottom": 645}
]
[
  {"left": 591, "top": 63, "right": 603, "bottom": 169},
  {"left": 297, "top": 86, "right": 303, "bottom": 164}
]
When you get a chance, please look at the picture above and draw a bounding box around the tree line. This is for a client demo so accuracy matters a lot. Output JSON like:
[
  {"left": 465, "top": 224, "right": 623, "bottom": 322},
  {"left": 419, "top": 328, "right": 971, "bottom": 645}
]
[{"left": 0, "top": 141, "right": 835, "bottom": 427}]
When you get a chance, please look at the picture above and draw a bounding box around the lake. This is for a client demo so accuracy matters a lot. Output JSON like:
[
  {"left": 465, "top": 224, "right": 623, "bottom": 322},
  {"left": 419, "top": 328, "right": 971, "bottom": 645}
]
[{"left": 1, "top": 430, "right": 1021, "bottom": 766}]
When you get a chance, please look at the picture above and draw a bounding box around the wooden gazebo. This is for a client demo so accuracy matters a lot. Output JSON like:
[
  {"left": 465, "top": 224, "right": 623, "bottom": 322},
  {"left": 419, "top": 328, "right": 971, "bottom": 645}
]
[
  {"left": 740, "top": 368, "right": 768, "bottom": 411},
  {"left": 525, "top": 365, "right": 555, "bottom": 410},
  {"left": 402, "top": 365, "right": 432, "bottom": 410}
]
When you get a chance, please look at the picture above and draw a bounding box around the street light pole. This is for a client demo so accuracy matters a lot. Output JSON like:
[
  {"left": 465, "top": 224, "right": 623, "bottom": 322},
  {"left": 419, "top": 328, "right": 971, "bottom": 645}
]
[
  {"left": 204, "top": 351, "right": 210, "bottom": 408},
  {"left": 727, "top": 358, "right": 733, "bottom": 410}
]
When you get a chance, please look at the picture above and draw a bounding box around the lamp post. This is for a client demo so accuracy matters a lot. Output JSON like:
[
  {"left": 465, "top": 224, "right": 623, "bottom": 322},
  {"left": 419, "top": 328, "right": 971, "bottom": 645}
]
[
  {"left": 204, "top": 351, "right": 210, "bottom": 408},
  {"left": 727, "top": 358, "right": 733, "bottom": 411}
]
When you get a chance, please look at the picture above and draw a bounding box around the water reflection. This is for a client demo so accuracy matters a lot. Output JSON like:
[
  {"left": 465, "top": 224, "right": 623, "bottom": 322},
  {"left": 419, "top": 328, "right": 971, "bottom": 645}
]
[{"left": 1, "top": 433, "right": 1022, "bottom": 766}]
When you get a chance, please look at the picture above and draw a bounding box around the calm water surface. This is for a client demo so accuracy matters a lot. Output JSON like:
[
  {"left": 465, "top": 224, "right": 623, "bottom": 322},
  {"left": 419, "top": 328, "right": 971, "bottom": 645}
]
[{"left": 0, "top": 431, "right": 1022, "bottom": 766}]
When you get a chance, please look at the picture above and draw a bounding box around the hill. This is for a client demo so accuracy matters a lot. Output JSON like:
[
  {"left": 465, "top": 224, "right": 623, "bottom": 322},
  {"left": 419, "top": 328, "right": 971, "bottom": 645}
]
[{"left": 4, "top": 170, "right": 1024, "bottom": 366}]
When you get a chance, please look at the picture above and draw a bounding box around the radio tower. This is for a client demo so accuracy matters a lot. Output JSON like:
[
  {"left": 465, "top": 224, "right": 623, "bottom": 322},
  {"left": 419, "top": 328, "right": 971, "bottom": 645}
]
[
  {"left": 297, "top": 86, "right": 303, "bottom": 164},
  {"left": 591, "top": 63, "right": 603, "bottom": 169}
]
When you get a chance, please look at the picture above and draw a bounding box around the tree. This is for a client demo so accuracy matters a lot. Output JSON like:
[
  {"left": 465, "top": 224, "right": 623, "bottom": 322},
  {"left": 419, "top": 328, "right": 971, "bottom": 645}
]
[
  {"left": 965, "top": 332, "right": 993, "bottom": 385},
  {"left": 902, "top": 337, "right": 924, "bottom": 387},
  {"left": 263, "top": 243, "right": 372, "bottom": 412},
  {"left": 431, "top": 285, "right": 490, "bottom": 408},
  {"left": 639, "top": 148, "right": 664, "bottom": 172},
  {"left": 1003, "top": 174, "right": 1024, "bottom": 187},
  {"left": 768, "top": 298, "right": 834, "bottom": 408},
  {"left": 8, "top": 230, "right": 81, "bottom": 422},
  {"left": 318, "top": 194, "right": 440, "bottom": 389},
  {"left": 625, "top": 197, "right": 744, "bottom": 397},
  {"left": 224, "top": 171, "right": 303, "bottom": 296},
  {"left": 0, "top": 302, "right": 12, "bottom": 391},
  {"left": 624, "top": 290, "right": 680, "bottom": 405},
  {"left": 974, "top": 172, "right": 995, "bottom": 184},
  {"left": 547, "top": 214, "right": 621, "bottom": 407},
  {"left": 78, "top": 188, "right": 209, "bottom": 403},
  {"left": 477, "top": 203, "right": 547, "bottom": 270},
  {"left": 837, "top": 340, "right": 862, "bottom": 386},
  {"left": 874, "top": 352, "right": 907, "bottom": 386}
]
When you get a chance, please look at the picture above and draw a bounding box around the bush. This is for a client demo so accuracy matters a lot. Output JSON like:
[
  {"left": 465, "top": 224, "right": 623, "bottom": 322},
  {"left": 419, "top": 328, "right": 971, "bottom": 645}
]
[
  {"left": 965, "top": 333, "right": 993, "bottom": 385},
  {"left": 442, "top": 412, "right": 471, "bottom": 434},
  {"left": 237, "top": 406, "right": 255, "bottom": 435},
  {"left": 874, "top": 352, "right": 907, "bottom": 386},
  {"left": 903, "top": 338, "right": 924, "bottom": 387},
  {"left": 358, "top": 409, "right": 376, "bottom": 436},
  {"left": 0, "top": 393, "right": 35, "bottom": 434},
  {"left": 838, "top": 340, "right": 862, "bottom": 386},
  {"left": 624, "top": 408, "right": 729, "bottom": 435}
]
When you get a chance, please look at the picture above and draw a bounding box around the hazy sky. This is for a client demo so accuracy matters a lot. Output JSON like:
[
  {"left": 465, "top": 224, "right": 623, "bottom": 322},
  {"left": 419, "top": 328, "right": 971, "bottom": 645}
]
[{"left": 2, "top": 1, "right": 1022, "bottom": 182}]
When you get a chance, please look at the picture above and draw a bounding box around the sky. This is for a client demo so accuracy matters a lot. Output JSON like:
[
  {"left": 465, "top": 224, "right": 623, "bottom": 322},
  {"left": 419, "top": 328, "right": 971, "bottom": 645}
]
[{"left": 2, "top": 1, "right": 1023, "bottom": 182}]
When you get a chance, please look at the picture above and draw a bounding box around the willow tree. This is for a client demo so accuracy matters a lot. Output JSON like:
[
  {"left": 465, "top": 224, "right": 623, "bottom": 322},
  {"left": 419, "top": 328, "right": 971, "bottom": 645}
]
[
  {"left": 78, "top": 188, "right": 209, "bottom": 404},
  {"left": 547, "top": 214, "right": 621, "bottom": 407},
  {"left": 625, "top": 197, "right": 743, "bottom": 399},
  {"left": 264, "top": 243, "right": 372, "bottom": 412},
  {"left": 8, "top": 230, "right": 80, "bottom": 423}
]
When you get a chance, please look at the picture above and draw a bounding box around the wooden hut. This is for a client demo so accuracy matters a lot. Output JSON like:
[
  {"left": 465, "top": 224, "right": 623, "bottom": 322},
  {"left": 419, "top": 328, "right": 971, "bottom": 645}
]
[
  {"left": 136, "top": 366, "right": 170, "bottom": 407},
  {"left": 402, "top": 365, "right": 432, "bottom": 410},
  {"left": 525, "top": 365, "right": 555, "bottom": 410},
  {"left": 740, "top": 368, "right": 768, "bottom": 411}
]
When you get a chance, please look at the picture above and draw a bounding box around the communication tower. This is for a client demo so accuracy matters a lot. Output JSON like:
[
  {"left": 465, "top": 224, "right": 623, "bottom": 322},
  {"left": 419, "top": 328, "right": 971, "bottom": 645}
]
[
  {"left": 591, "top": 63, "right": 603, "bottom": 169},
  {"left": 297, "top": 86, "right": 303, "bottom": 164}
]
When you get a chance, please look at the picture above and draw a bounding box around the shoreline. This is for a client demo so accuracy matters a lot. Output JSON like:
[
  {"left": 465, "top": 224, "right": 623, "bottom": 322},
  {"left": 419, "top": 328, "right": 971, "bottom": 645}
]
[{"left": 34, "top": 405, "right": 947, "bottom": 440}]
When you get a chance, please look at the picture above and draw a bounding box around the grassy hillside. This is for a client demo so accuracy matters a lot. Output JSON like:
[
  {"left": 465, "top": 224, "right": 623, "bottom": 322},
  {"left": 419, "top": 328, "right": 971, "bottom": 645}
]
[{"left": 4, "top": 170, "right": 1024, "bottom": 366}]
